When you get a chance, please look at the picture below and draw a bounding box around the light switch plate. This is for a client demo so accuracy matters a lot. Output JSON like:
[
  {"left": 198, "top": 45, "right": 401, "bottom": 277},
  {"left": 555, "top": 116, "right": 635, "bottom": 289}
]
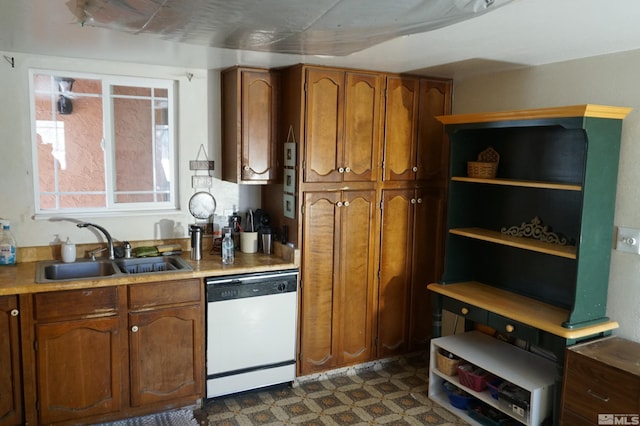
[{"left": 616, "top": 226, "right": 640, "bottom": 254}]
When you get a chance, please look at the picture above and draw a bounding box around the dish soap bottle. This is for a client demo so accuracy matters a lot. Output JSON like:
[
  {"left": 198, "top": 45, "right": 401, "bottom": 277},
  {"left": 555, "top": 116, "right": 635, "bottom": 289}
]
[
  {"left": 222, "top": 226, "right": 234, "bottom": 265},
  {"left": 0, "top": 221, "right": 17, "bottom": 266},
  {"left": 61, "top": 237, "right": 76, "bottom": 263}
]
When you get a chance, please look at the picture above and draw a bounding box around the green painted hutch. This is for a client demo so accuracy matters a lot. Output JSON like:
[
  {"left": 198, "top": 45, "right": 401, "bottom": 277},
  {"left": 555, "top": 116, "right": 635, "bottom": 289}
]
[{"left": 427, "top": 104, "right": 631, "bottom": 425}]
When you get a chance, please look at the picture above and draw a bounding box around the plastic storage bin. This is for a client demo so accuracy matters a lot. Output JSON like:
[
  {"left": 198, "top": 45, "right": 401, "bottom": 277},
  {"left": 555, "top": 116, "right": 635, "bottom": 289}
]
[
  {"left": 442, "top": 381, "right": 476, "bottom": 410},
  {"left": 457, "top": 364, "right": 495, "bottom": 392}
]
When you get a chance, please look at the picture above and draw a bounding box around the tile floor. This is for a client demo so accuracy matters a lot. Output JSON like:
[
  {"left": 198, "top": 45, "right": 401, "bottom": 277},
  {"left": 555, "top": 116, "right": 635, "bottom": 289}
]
[{"left": 194, "top": 353, "right": 467, "bottom": 425}]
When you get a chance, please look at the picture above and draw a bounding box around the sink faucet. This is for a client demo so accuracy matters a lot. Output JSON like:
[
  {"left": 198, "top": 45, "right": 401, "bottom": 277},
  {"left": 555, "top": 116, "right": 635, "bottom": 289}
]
[{"left": 77, "top": 222, "right": 115, "bottom": 260}]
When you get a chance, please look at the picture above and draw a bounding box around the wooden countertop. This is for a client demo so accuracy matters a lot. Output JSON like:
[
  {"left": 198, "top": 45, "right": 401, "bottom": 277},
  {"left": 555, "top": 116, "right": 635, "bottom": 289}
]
[
  {"left": 428, "top": 281, "right": 619, "bottom": 340},
  {"left": 0, "top": 244, "right": 299, "bottom": 296}
]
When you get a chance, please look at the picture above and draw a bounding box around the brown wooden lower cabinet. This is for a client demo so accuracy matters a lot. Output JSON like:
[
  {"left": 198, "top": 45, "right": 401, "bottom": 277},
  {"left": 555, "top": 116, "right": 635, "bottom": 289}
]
[
  {"left": 0, "top": 295, "right": 23, "bottom": 426},
  {"left": 377, "top": 187, "right": 445, "bottom": 357},
  {"left": 23, "top": 279, "right": 204, "bottom": 425},
  {"left": 36, "top": 316, "right": 122, "bottom": 424},
  {"left": 128, "top": 279, "right": 203, "bottom": 408},
  {"left": 299, "top": 190, "right": 378, "bottom": 375},
  {"left": 561, "top": 336, "right": 640, "bottom": 425}
]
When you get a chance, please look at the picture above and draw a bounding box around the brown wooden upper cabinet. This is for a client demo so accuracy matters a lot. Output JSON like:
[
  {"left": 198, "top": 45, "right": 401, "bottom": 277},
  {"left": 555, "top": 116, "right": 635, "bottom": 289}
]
[
  {"left": 221, "top": 67, "right": 279, "bottom": 184},
  {"left": 303, "top": 67, "right": 383, "bottom": 183},
  {"left": 383, "top": 77, "right": 452, "bottom": 182}
]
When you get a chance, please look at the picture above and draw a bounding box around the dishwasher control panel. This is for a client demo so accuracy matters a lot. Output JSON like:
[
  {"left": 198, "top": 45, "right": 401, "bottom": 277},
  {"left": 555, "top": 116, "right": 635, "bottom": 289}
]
[{"left": 206, "top": 269, "right": 298, "bottom": 302}]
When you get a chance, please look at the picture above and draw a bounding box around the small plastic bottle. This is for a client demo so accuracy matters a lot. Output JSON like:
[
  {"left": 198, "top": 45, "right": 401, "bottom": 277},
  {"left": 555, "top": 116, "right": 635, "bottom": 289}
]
[
  {"left": 61, "top": 237, "right": 76, "bottom": 263},
  {"left": 0, "top": 221, "right": 17, "bottom": 266},
  {"left": 222, "top": 227, "right": 234, "bottom": 265}
]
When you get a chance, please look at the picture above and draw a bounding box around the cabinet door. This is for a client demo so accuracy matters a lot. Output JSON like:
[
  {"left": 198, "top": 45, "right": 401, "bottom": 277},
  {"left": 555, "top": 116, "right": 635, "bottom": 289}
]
[
  {"left": 416, "top": 79, "right": 452, "bottom": 183},
  {"left": 343, "top": 72, "right": 382, "bottom": 182},
  {"left": 36, "top": 316, "right": 122, "bottom": 425},
  {"left": 241, "top": 70, "right": 279, "bottom": 182},
  {"left": 304, "top": 68, "right": 344, "bottom": 183},
  {"left": 337, "top": 190, "right": 377, "bottom": 365},
  {"left": 0, "top": 296, "right": 22, "bottom": 426},
  {"left": 409, "top": 188, "right": 445, "bottom": 350},
  {"left": 383, "top": 76, "right": 419, "bottom": 181},
  {"left": 299, "top": 191, "right": 340, "bottom": 374},
  {"left": 221, "top": 67, "right": 278, "bottom": 184},
  {"left": 129, "top": 305, "right": 203, "bottom": 407},
  {"left": 378, "top": 189, "right": 414, "bottom": 357}
]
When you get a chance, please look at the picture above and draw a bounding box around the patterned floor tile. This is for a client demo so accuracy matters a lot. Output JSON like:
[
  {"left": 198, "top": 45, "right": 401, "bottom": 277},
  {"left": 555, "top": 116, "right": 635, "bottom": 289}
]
[{"left": 194, "top": 354, "right": 468, "bottom": 426}]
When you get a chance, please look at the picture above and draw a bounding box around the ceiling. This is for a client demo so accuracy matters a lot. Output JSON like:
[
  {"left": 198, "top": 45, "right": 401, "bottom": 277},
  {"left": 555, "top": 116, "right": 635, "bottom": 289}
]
[{"left": 2, "top": 0, "right": 640, "bottom": 79}]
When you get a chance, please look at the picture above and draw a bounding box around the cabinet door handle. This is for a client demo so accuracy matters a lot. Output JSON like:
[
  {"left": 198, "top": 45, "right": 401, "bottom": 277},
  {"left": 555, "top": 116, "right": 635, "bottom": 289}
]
[
  {"left": 505, "top": 324, "right": 515, "bottom": 333},
  {"left": 460, "top": 307, "right": 469, "bottom": 315},
  {"left": 587, "top": 389, "right": 610, "bottom": 402},
  {"left": 343, "top": 201, "right": 350, "bottom": 207},
  {"left": 338, "top": 167, "right": 345, "bottom": 173},
  {"left": 412, "top": 166, "right": 418, "bottom": 172},
  {"left": 336, "top": 201, "right": 343, "bottom": 207},
  {"left": 416, "top": 198, "right": 423, "bottom": 204},
  {"left": 411, "top": 198, "right": 417, "bottom": 204},
  {"left": 344, "top": 167, "right": 351, "bottom": 173},
  {"left": 131, "top": 325, "right": 139, "bottom": 333},
  {"left": 243, "top": 165, "right": 250, "bottom": 171},
  {"left": 10, "top": 309, "right": 19, "bottom": 317}
]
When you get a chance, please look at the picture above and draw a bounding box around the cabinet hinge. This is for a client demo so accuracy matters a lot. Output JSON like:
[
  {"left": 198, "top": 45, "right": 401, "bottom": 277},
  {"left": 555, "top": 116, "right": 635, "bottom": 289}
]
[
  {"left": 379, "top": 200, "right": 384, "bottom": 210},
  {"left": 378, "top": 270, "right": 381, "bottom": 280},
  {"left": 34, "top": 341, "right": 38, "bottom": 351},
  {"left": 299, "top": 279, "right": 303, "bottom": 289},
  {"left": 301, "top": 204, "right": 305, "bottom": 215}
]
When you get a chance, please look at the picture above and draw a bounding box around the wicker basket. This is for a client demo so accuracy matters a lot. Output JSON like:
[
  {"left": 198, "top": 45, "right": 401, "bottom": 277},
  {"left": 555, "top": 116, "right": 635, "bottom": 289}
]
[
  {"left": 467, "top": 146, "right": 499, "bottom": 178},
  {"left": 436, "top": 349, "right": 462, "bottom": 376}
]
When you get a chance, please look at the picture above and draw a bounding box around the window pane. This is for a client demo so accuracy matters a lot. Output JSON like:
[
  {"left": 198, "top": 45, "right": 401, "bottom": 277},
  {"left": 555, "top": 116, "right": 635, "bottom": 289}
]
[
  {"left": 32, "top": 71, "right": 176, "bottom": 214},
  {"left": 34, "top": 74, "right": 105, "bottom": 210}
]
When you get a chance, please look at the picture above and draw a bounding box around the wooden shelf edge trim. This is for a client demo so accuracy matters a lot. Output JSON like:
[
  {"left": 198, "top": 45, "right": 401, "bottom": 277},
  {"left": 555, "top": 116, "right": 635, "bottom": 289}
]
[
  {"left": 427, "top": 281, "right": 619, "bottom": 339},
  {"left": 451, "top": 176, "right": 582, "bottom": 191},
  {"left": 436, "top": 104, "right": 632, "bottom": 125},
  {"left": 449, "top": 227, "right": 577, "bottom": 259}
]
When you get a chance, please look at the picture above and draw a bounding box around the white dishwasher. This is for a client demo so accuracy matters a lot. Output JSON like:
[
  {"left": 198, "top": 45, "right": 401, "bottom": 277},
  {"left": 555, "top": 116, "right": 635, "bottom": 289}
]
[{"left": 205, "top": 269, "right": 298, "bottom": 398}]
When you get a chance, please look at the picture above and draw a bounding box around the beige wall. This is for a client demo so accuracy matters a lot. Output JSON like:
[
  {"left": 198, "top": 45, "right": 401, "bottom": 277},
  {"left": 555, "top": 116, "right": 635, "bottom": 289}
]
[
  {"left": 0, "top": 53, "right": 260, "bottom": 248},
  {"left": 453, "top": 49, "right": 640, "bottom": 342}
]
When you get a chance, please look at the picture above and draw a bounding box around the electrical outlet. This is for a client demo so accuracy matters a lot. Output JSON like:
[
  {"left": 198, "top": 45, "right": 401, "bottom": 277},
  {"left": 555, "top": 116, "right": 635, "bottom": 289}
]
[
  {"left": 616, "top": 226, "right": 640, "bottom": 254},
  {"left": 192, "top": 176, "right": 213, "bottom": 188}
]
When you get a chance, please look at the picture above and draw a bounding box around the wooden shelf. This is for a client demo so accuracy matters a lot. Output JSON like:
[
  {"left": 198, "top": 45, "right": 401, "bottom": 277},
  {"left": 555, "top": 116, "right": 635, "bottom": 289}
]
[
  {"left": 436, "top": 104, "right": 632, "bottom": 125},
  {"left": 427, "top": 281, "right": 619, "bottom": 339},
  {"left": 449, "top": 227, "right": 577, "bottom": 259},
  {"left": 429, "top": 331, "right": 557, "bottom": 426},
  {"left": 451, "top": 176, "right": 582, "bottom": 191}
]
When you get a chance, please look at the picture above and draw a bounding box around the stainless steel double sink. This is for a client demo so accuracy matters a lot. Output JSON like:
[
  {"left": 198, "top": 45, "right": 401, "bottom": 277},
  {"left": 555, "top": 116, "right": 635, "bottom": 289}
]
[{"left": 35, "top": 256, "right": 193, "bottom": 283}]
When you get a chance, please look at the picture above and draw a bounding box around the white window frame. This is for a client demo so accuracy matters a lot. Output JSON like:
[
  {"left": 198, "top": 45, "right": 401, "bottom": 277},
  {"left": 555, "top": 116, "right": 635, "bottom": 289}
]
[{"left": 29, "top": 69, "right": 179, "bottom": 218}]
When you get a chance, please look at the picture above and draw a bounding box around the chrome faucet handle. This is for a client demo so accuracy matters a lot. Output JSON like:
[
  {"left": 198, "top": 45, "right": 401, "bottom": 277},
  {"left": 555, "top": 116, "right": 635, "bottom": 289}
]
[
  {"left": 77, "top": 222, "right": 115, "bottom": 260},
  {"left": 89, "top": 247, "right": 108, "bottom": 261}
]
